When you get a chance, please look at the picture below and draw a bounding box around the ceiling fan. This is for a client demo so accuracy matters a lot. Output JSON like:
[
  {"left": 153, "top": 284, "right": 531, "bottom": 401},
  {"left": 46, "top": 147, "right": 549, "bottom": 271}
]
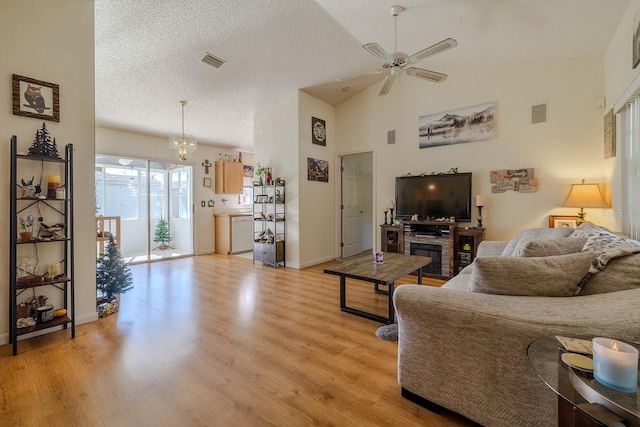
[{"left": 363, "top": 5, "right": 457, "bottom": 96}]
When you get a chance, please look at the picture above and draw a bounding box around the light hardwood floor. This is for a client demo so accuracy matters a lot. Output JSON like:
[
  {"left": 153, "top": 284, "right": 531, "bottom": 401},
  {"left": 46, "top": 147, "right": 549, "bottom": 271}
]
[{"left": 0, "top": 255, "right": 479, "bottom": 426}]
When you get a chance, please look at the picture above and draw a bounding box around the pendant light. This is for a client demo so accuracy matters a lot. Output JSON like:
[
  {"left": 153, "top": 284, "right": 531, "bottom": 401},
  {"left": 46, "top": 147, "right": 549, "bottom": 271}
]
[{"left": 169, "top": 100, "right": 197, "bottom": 162}]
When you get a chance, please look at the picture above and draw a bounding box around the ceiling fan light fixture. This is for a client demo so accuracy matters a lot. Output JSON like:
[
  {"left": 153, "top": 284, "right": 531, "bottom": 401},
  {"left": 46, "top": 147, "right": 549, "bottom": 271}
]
[
  {"left": 169, "top": 100, "right": 197, "bottom": 162},
  {"left": 364, "top": 5, "right": 455, "bottom": 96}
]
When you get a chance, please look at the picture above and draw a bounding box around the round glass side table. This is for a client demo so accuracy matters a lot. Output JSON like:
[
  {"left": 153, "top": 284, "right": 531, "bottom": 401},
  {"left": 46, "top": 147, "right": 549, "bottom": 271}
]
[{"left": 527, "top": 335, "right": 640, "bottom": 427}]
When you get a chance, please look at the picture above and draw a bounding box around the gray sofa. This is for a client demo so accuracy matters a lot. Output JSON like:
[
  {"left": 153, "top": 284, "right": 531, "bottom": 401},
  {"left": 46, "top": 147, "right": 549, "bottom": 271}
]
[{"left": 394, "top": 222, "right": 640, "bottom": 427}]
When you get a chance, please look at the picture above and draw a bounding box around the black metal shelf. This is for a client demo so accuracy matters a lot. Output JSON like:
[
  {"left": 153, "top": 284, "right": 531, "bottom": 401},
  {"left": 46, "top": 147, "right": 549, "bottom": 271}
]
[{"left": 9, "top": 135, "right": 75, "bottom": 355}]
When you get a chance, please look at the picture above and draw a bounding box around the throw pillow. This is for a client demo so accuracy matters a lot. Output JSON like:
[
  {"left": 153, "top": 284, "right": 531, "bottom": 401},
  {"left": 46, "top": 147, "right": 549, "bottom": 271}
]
[
  {"left": 501, "top": 227, "right": 574, "bottom": 257},
  {"left": 468, "top": 251, "right": 597, "bottom": 297},
  {"left": 512, "top": 237, "right": 587, "bottom": 257}
]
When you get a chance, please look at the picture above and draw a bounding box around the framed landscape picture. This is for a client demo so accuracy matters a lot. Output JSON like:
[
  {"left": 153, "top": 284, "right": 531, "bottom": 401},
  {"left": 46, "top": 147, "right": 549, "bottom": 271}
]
[
  {"left": 12, "top": 74, "right": 60, "bottom": 122},
  {"left": 549, "top": 215, "right": 581, "bottom": 229}
]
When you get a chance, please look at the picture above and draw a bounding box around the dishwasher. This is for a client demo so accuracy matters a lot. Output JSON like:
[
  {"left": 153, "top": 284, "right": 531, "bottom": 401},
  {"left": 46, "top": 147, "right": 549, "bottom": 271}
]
[{"left": 231, "top": 215, "right": 253, "bottom": 254}]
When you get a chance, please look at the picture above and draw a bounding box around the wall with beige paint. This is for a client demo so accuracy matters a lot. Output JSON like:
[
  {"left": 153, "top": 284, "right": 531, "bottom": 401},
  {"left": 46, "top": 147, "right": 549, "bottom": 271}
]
[
  {"left": 335, "top": 56, "right": 609, "bottom": 242},
  {"left": 0, "top": 0, "right": 96, "bottom": 344}
]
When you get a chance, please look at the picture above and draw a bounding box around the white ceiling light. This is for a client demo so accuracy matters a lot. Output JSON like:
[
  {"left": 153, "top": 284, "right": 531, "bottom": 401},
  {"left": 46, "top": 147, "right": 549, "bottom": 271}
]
[{"left": 169, "top": 100, "right": 197, "bottom": 162}]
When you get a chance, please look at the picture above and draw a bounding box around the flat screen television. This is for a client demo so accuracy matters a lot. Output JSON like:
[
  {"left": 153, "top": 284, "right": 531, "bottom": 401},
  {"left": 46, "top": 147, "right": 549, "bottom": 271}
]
[{"left": 395, "top": 173, "right": 472, "bottom": 222}]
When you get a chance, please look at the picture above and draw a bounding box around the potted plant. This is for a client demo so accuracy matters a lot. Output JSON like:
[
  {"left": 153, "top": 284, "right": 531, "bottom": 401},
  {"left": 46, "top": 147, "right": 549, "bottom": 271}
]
[
  {"left": 153, "top": 217, "right": 172, "bottom": 250},
  {"left": 255, "top": 163, "right": 266, "bottom": 185},
  {"left": 96, "top": 236, "right": 133, "bottom": 317},
  {"left": 18, "top": 215, "right": 35, "bottom": 242}
]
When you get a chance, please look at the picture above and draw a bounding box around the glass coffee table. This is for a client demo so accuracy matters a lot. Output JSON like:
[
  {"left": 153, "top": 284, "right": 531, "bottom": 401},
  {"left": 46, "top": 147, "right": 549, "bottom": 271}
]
[{"left": 527, "top": 335, "right": 640, "bottom": 427}]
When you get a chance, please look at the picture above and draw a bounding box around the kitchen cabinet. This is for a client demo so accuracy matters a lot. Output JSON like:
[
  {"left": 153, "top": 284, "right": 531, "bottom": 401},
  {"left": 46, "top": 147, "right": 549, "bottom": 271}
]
[{"left": 214, "top": 160, "right": 243, "bottom": 194}]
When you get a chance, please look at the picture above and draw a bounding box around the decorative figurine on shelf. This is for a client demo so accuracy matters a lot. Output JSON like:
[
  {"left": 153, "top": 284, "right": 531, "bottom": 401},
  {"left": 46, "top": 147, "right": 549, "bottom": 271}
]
[
  {"left": 21, "top": 177, "right": 37, "bottom": 198},
  {"left": 265, "top": 167, "right": 273, "bottom": 185},
  {"left": 28, "top": 122, "right": 61, "bottom": 159}
]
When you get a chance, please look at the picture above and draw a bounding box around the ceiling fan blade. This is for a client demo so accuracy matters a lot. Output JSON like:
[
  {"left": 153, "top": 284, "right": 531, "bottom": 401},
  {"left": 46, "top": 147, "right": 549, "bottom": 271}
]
[
  {"left": 405, "top": 67, "right": 448, "bottom": 83},
  {"left": 377, "top": 74, "right": 395, "bottom": 96},
  {"left": 363, "top": 43, "right": 392, "bottom": 63},
  {"left": 407, "top": 38, "right": 457, "bottom": 64}
]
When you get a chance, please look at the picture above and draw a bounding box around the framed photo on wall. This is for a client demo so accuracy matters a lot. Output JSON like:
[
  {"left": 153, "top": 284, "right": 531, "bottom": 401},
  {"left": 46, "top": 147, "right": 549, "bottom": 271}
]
[
  {"left": 311, "top": 117, "right": 326, "bottom": 146},
  {"left": 548, "top": 215, "right": 581, "bottom": 229},
  {"left": 12, "top": 74, "right": 60, "bottom": 122}
]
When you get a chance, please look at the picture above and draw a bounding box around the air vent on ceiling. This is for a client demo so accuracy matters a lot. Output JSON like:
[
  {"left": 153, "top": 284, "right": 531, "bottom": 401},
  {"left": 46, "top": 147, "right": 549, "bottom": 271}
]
[{"left": 202, "top": 53, "right": 225, "bottom": 69}]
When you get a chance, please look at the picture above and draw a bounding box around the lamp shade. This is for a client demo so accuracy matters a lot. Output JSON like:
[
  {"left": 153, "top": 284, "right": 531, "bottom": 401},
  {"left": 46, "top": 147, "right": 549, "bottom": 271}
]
[{"left": 562, "top": 182, "right": 609, "bottom": 209}]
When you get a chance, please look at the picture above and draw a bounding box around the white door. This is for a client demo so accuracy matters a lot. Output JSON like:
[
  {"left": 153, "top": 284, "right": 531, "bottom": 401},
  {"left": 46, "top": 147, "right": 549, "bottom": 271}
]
[{"left": 342, "top": 156, "right": 363, "bottom": 258}]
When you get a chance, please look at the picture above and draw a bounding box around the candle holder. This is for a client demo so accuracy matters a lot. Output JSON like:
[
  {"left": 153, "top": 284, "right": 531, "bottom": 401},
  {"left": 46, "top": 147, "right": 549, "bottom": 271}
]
[
  {"left": 383, "top": 210, "right": 388, "bottom": 225},
  {"left": 476, "top": 205, "right": 484, "bottom": 229},
  {"left": 593, "top": 337, "right": 638, "bottom": 392}
]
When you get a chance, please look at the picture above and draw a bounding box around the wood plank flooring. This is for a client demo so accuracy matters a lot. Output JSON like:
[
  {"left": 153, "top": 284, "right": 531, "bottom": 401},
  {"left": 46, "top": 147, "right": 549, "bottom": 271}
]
[{"left": 0, "top": 254, "right": 479, "bottom": 427}]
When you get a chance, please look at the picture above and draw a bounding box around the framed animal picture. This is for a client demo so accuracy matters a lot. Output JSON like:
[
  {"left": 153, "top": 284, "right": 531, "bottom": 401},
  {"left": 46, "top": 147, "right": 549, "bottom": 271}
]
[{"left": 12, "top": 74, "right": 60, "bottom": 122}]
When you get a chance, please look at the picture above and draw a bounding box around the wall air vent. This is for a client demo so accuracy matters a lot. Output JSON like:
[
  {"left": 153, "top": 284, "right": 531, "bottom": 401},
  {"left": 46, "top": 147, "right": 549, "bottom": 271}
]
[{"left": 202, "top": 53, "right": 225, "bottom": 69}]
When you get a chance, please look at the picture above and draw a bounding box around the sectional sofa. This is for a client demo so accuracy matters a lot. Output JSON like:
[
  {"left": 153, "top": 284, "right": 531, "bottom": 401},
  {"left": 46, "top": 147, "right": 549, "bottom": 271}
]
[{"left": 394, "top": 222, "right": 640, "bottom": 427}]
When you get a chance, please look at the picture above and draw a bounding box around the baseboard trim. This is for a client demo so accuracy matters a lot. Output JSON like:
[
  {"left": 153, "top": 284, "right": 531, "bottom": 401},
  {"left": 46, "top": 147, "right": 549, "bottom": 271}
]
[{"left": 401, "top": 387, "right": 445, "bottom": 414}]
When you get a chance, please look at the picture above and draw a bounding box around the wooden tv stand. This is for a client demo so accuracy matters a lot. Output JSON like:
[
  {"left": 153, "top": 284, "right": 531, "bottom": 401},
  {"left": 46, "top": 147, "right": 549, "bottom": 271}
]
[{"left": 380, "top": 221, "right": 485, "bottom": 279}]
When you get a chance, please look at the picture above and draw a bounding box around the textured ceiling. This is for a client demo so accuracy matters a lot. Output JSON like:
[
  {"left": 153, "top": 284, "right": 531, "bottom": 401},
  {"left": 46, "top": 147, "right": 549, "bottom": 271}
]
[{"left": 95, "top": 0, "right": 630, "bottom": 152}]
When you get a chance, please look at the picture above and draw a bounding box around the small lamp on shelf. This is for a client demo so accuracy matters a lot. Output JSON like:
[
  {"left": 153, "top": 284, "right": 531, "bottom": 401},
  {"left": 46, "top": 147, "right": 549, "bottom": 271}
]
[{"left": 562, "top": 179, "right": 609, "bottom": 224}]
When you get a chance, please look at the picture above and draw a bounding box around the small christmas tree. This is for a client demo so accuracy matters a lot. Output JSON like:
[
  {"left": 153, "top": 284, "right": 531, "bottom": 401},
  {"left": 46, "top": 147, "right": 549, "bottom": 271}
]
[
  {"left": 153, "top": 217, "right": 172, "bottom": 250},
  {"left": 96, "top": 236, "right": 134, "bottom": 301}
]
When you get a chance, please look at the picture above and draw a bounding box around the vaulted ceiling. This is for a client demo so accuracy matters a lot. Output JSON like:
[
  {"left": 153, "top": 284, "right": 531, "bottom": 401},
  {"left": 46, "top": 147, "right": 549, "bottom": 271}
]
[{"left": 95, "top": 0, "right": 630, "bottom": 152}]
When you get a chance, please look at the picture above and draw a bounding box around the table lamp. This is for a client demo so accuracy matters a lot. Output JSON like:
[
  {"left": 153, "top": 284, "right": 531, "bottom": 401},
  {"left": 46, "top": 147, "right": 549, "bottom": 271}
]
[{"left": 562, "top": 179, "right": 609, "bottom": 223}]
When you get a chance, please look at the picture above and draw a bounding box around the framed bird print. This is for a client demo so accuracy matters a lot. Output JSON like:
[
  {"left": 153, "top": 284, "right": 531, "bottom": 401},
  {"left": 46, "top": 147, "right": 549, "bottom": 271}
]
[{"left": 12, "top": 74, "right": 60, "bottom": 122}]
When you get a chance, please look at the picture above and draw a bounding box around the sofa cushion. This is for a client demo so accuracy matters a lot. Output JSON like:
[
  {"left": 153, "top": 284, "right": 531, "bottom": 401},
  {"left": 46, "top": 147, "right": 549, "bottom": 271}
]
[
  {"left": 513, "top": 237, "right": 587, "bottom": 257},
  {"left": 501, "top": 227, "right": 574, "bottom": 257},
  {"left": 468, "top": 251, "right": 597, "bottom": 296}
]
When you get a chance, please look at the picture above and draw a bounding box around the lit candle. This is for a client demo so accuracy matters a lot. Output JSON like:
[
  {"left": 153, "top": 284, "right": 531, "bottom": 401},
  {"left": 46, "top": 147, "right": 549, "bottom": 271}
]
[
  {"left": 476, "top": 195, "right": 484, "bottom": 206},
  {"left": 592, "top": 337, "right": 638, "bottom": 392}
]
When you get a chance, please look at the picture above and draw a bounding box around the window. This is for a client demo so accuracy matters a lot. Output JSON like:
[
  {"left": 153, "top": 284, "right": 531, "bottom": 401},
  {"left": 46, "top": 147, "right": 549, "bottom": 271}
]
[
  {"left": 622, "top": 94, "right": 640, "bottom": 240},
  {"left": 95, "top": 167, "right": 142, "bottom": 219},
  {"left": 170, "top": 169, "right": 190, "bottom": 219}
]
